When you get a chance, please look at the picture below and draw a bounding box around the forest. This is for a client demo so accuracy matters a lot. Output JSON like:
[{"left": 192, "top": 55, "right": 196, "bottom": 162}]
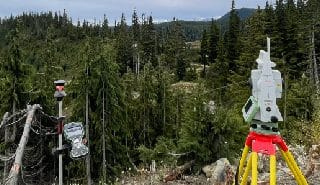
[{"left": 0, "top": 0, "right": 319, "bottom": 184}]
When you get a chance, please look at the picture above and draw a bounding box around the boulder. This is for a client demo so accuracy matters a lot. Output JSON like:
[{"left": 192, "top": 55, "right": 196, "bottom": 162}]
[
  {"left": 306, "top": 144, "right": 320, "bottom": 177},
  {"left": 202, "top": 158, "right": 234, "bottom": 184}
]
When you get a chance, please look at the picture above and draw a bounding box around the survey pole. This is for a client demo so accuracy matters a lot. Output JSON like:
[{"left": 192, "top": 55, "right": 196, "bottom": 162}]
[
  {"left": 54, "top": 80, "right": 66, "bottom": 185},
  {"left": 58, "top": 100, "right": 63, "bottom": 185}
]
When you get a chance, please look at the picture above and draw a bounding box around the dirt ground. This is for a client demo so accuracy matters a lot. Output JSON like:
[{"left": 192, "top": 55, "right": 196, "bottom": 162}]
[{"left": 117, "top": 145, "right": 320, "bottom": 185}]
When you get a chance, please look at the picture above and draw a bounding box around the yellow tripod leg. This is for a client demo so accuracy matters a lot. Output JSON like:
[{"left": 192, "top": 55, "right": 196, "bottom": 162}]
[
  {"left": 240, "top": 153, "right": 252, "bottom": 185},
  {"left": 251, "top": 152, "right": 258, "bottom": 185},
  {"left": 286, "top": 151, "right": 308, "bottom": 185},
  {"left": 270, "top": 155, "right": 276, "bottom": 185},
  {"left": 280, "top": 150, "right": 302, "bottom": 184},
  {"left": 239, "top": 145, "right": 250, "bottom": 177},
  {"left": 280, "top": 150, "right": 304, "bottom": 185}
]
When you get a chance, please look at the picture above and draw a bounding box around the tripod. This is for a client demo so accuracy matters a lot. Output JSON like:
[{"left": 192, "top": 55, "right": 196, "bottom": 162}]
[{"left": 235, "top": 131, "right": 308, "bottom": 185}]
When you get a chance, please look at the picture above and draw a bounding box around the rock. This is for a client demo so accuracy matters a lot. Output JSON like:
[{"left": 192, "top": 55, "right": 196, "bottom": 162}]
[
  {"left": 258, "top": 153, "right": 270, "bottom": 173},
  {"left": 289, "top": 145, "right": 308, "bottom": 169},
  {"left": 202, "top": 164, "right": 214, "bottom": 178},
  {"left": 306, "top": 144, "right": 320, "bottom": 177},
  {"left": 202, "top": 158, "right": 234, "bottom": 184}
]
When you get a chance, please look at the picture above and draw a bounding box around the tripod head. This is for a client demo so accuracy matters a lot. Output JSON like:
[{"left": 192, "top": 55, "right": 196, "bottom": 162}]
[{"left": 242, "top": 38, "right": 283, "bottom": 124}]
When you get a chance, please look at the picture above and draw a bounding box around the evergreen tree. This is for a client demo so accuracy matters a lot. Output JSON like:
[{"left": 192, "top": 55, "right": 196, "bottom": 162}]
[
  {"left": 284, "top": 0, "right": 307, "bottom": 78},
  {"left": 206, "top": 37, "right": 229, "bottom": 104},
  {"left": 264, "top": 1, "right": 276, "bottom": 36},
  {"left": 226, "top": 0, "right": 241, "bottom": 71},
  {"left": 140, "top": 15, "right": 157, "bottom": 67},
  {"left": 200, "top": 29, "right": 208, "bottom": 76},
  {"left": 178, "top": 84, "right": 246, "bottom": 164},
  {"left": 0, "top": 19, "right": 29, "bottom": 112},
  {"left": 131, "top": 9, "right": 140, "bottom": 43},
  {"left": 226, "top": 7, "right": 266, "bottom": 108},
  {"left": 0, "top": 19, "right": 31, "bottom": 180},
  {"left": 101, "top": 14, "right": 110, "bottom": 39},
  {"left": 114, "top": 14, "right": 133, "bottom": 74},
  {"left": 208, "top": 20, "right": 220, "bottom": 64},
  {"left": 30, "top": 25, "right": 59, "bottom": 113},
  {"left": 164, "top": 18, "right": 187, "bottom": 80}
]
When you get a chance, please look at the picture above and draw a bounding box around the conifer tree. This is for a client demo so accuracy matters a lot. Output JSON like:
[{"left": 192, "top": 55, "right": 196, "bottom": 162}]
[
  {"left": 131, "top": 9, "right": 140, "bottom": 43},
  {"left": 164, "top": 18, "right": 187, "bottom": 80},
  {"left": 31, "top": 25, "right": 59, "bottom": 112},
  {"left": 264, "top": 1, "right": 276, "bottom": 36},
  {"left": 115, "top": 14, "right": 133, "bottom": 74},
  {"left": 226, "top": 0, "right": 241, "bottom": 72},
  {"left": 101, "top": 14, "right": 110, "bottom": 39},
  {"left": 141, "top": 15, "right": 157, "bottom": 67},
  {"left": 1, "top": 19, "right": 29, "bottom": 113},
  {"left": 227, "top": 7, "right": 265, "bottom": 108},
  {"left": 200, "top": 29, "right": 208, "bottom": 75},
  {"left": 0, "top": 19, "right": 30, "bottom": 180},
  {"left": 284, "top": 0, "right": 307, "bottom": 78},
  {"left": 207, "top": 37, "right": 229, "bottom": 104},
  {"left": 208, "top": 20, "right": 220, "bottom": 64}
]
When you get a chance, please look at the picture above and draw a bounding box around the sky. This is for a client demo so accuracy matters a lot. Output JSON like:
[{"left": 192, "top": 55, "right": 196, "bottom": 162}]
[{"left": 0, "top": 0, "right": 270, "bottom": 24}]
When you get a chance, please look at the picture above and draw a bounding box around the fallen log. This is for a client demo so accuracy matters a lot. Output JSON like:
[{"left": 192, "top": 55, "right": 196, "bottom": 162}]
[
  {"left": 5, "top": 104, "right": 41, "bottom": 185},
  {"left": 164, "top": 160, "right": 195, "bottom": 183}
]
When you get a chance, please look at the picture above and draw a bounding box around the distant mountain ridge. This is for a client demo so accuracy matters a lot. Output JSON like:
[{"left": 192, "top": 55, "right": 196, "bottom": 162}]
[
  {"left": 217, "top": 8, "right": 256, "bottom": 24},
  {"left": 155, "top": 8, "right": 257, "bottom": 42}
]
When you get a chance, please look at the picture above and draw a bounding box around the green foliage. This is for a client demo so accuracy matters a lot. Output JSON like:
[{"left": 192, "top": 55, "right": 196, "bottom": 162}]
[
  {"left": 206, "top": 38, "right": 229, "bottom": 104},
  {"left": 311, "top": 98, "right": 320, "bottom": 143},
  {"left": 114, "top": 14, "right": 133, "bottom": 74},
  {"left": 185, "top": 66, "right": 198, "bottom": 81},
  {"left": 226, "top": 0, "right": 241, "bottom": 72},
  {"left": 208, "top": 20, "right": 220, "bottom": 64},
  {"left": 137, "top": 137, "right": 178, "bottom": 165},
  {"left": 0, "top": 19, "right": 30, "bottom": 111},
  {"left": 177, "top": 84, "right": 247, "bottom": 164},
  {"left": 137, "top": 145, "right": 156, "bottom": 164}
]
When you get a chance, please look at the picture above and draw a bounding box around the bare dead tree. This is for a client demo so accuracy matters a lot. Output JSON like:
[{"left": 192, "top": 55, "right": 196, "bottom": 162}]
[
  {"left": 312, "top": 28, "right": 319, "bottom": 95},
  {"left": 5, "top": 104, "right": 41, "bottom": 185},
  {"left": 1, "top": 112, "right": 10, "bottom": 183}
]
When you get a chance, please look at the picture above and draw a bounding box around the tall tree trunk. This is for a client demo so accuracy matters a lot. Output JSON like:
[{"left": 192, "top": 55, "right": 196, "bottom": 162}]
[
  {"left": 283, "top": 72, "right": 288, "bottom": 128},
  {"left": 102, "top": 82, "right": 107, "bottom": 183},
  {"left": 6, "top": 104, "right": 40, "bottom": 185},
  {"left": 312, "top": 29, "right": 319, "bottom": 94},
  {"left": 143, "top": 66, "right": 146, "bottom": 146},
  {"left": 86, "top": 66, "right": 92, "bottom": 185},
  {"left": 163, "top": 81, "right": 166, "bottom": 135}
]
